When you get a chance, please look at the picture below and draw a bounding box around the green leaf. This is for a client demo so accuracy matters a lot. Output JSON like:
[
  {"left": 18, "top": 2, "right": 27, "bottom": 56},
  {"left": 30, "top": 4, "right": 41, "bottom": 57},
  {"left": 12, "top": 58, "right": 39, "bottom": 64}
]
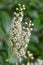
[
  {"left": 0, "top": 11, "right": 11, "bottom": 44},
  {"left": 29, "top": 0, "right": 40, "bottom": 7},
  {"left": 33, "top": 18, "right": 43, "bottom": 32},
  {"left": 0, "top": 26, "right": 8, "bottom": 43},
  {"left": 0, "top": 55, "right": 4, "bottom": 65},
  {"left": 30, "top": 34, "right": 39, "bottom": 43},
  {"left": 29, "top": 11, "right": 39, "bottom": 18},
  {"left": 28, "top": 43, "right": 40, "bottom": 55},
  {"left": 0, "top": 2, "right": 6, "bottom": 9},
  {"left": 0, "top": 11, "right": 11, "bottom": 33},
  {"left": 6, "top": 57, "right": 17, "bottom": 64},
  {"left": 0, "top": 42, "right": 3, "bottom": 50}
]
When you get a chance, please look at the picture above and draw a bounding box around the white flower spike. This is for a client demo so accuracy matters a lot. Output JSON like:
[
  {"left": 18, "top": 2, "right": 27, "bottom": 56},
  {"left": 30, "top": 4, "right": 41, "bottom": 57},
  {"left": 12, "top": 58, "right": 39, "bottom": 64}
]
[{"left": 8, "top": 4, "right": 34, "bottom": 65}]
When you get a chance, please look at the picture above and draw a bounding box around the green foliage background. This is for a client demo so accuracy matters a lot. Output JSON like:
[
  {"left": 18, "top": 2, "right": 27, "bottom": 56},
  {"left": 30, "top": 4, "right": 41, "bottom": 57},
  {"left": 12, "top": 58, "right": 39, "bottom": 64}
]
[{"left": 0, "top": 0, "right": 43, "bottom": 65}]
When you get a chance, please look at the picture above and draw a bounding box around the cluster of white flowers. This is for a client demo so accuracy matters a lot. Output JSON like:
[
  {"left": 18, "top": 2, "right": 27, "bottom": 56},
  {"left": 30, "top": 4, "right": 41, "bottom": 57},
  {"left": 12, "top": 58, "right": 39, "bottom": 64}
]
[
  {"left": 34, "top": 59, "right": 43, "bottom": 65},
  {"left": 9, "top": 4, "right": 34, "bottom": 65}
]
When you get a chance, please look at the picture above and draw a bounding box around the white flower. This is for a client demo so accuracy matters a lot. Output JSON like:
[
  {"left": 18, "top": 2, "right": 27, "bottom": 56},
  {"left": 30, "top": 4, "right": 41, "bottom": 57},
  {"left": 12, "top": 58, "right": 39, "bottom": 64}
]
[
  {"left": 23, "top": 5, "right": 25, "bottom": 8},
  {"left": 16, "top": 8, "right": 19, "bottom": 10},
  {"left": 22, "top": 63, "right": 25, "bottom": 65},
  {"left": 25, "top": 22, "right": 28, "bottom": 24},
  {"left": 19, "top": 58, "right": 22, "bottom": 63},
  {"left": 31, "top": 57, "right": 34, "bottom": 60},
  {"left": 14, "top": 12, "right": 16, "bottom": 15},
  {"left": 8, "top": 4, "right": 34, "bottom": 64},
  {"left": 23, "top": 26, "right": 25, "bottom": 29},
  {"left": 19, "top": 48, "right": 25, "bottom": 56},
  {"left": 30, "top": 28, "right": 33, "bottom": 31},
  {"left": 32, "top": 23, "right": 34, "bottom": 26},
  {"left": 31, "top": 63, "right": 33, "bottom": 65},
  {"left": 18, "top": 4, "right": 21, "bottom": 6},
  {"left": 25, "top": 44, "right": 28, "bottom": 48},
  {"left": 29, "top": 53, "right": 33, "bottom": 57},
  {"left": 27, "top": 62, "right": 30, "bottom": 65}
]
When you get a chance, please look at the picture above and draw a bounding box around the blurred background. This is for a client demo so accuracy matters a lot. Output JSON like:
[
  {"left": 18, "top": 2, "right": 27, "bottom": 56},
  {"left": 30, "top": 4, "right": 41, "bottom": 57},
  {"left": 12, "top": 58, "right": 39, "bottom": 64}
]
[{"left": 0, "top": 0, "right": 43, "bottom": 65}]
